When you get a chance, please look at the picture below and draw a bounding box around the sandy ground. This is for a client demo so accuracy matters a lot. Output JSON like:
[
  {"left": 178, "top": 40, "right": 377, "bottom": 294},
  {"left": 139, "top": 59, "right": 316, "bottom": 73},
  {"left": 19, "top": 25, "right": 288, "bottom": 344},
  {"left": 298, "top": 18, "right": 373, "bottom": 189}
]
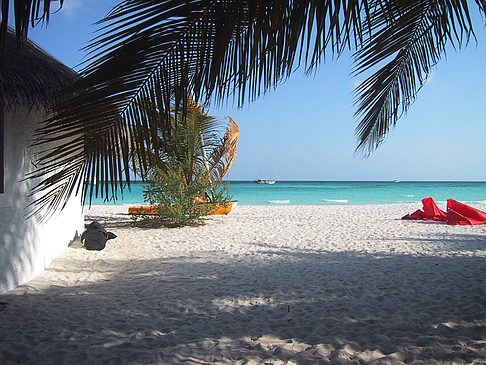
[{"left": 1, "top": 204, "right": 486, "bottom": 364}]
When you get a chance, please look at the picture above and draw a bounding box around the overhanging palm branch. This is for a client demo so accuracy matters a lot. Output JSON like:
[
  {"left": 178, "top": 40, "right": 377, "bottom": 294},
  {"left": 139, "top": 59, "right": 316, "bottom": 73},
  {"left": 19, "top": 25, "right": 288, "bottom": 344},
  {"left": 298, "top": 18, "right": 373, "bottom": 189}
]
[
  {"left": 353, "top": 0, "right": 486, "bottom": 154},
  {"left": 23, "top": 0, "right": 486, "bottom": 218},
  {"left": 28, "top": 0, "right": 366, "bottom": 218}
]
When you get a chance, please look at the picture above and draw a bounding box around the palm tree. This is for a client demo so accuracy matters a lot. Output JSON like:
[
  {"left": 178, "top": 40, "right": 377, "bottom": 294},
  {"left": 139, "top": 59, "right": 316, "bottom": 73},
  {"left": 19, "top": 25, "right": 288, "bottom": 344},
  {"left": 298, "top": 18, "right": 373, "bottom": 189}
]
[
  {"left": 138, "top": 97, "right": 239, "bottom": 188},
  {"left": 136, "top": 97, "right": 238, "bottom": 225},
  {"left": 2, "top": 0, "right": 485, "bottom": 217}
]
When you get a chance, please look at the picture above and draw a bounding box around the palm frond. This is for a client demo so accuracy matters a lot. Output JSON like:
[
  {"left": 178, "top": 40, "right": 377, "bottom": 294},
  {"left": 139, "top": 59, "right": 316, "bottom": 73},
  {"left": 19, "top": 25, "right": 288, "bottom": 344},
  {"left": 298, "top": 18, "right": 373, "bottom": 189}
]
[
  {"left": 28, "top": 0, "right": 486, "bottom": 218},
  {"left": 130, "top": 96, "right": 233, "bottom": 185},
  {"left": 220, "top": 117, "right": 239, "bottom": 180},
  {"left": 28, "top": 0, "right": 371, "bottom": 218},
  {"left": 206, "top": 117, "right": 239, "bottom": 184},
  {"left": 353, "top": 0, "right": 486, "bottom": 154}
]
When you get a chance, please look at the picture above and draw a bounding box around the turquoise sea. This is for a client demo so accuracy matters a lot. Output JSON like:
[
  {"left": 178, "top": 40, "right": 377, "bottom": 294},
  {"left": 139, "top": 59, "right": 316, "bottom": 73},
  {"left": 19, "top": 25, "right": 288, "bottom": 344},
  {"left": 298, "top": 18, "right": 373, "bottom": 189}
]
[{"left": 91, "top": 181, "right": 486, "bottom": 206}]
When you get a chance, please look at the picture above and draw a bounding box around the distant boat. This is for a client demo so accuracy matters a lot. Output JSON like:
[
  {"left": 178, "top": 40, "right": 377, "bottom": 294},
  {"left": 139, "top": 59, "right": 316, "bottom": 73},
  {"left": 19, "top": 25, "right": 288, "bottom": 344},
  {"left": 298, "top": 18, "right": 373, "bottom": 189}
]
[{"left": 255, "top": 179, "right": 276, "bottom": 184}]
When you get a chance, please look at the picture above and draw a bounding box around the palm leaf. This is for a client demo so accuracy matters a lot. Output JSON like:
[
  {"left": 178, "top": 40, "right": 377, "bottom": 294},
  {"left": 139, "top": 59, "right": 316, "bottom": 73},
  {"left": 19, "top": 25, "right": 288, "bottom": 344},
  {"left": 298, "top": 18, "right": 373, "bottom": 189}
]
[
  {"left": 29, "top": 0, "right": 369, "bottom": 218},
  {"left": 131, "top": 96, "right": 230, "bottom": 184},
  {"left": 28, "top": 0, "right": 486, "bottom": 218},
  {"left": 353, "top": 0, "right": 486, "bottom": 154},
  {"left": 206, "top": 117, "right": 239, "bottom": 184}
]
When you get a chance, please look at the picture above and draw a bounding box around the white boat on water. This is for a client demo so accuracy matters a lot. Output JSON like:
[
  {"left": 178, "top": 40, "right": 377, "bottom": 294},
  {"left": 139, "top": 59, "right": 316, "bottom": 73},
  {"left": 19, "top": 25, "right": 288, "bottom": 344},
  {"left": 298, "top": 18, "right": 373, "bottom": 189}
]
[{"left": 255, "top": 179, "right": 276, "bottom": 184}]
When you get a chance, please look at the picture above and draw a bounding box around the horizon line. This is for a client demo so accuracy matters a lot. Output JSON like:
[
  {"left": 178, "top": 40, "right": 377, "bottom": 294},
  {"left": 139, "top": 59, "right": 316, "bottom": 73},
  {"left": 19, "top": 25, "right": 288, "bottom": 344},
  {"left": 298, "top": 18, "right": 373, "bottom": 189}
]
[{"left": 125, "top": 179, "right": 486, "bottom": 183}]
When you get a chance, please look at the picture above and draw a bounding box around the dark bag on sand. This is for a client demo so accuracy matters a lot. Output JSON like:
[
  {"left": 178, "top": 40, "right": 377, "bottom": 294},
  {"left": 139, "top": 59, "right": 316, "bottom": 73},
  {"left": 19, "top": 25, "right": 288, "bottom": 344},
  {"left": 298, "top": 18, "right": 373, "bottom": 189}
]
[{"left": 81, "top": 221, "right": 117, "bottom": 251}]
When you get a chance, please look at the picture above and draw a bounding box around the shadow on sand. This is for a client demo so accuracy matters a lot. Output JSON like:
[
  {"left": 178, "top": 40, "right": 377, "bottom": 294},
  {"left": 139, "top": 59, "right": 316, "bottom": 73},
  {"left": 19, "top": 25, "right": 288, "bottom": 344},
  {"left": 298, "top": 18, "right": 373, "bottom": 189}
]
[{"left": 0, "top": 233, "right": 485, "bottom": 364}]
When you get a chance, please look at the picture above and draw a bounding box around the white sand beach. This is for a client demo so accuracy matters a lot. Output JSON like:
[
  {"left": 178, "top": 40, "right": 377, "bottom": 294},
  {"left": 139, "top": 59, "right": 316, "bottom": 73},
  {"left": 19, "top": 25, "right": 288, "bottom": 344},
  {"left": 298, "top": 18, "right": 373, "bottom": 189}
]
[{"left": 1, "top": 204, "right": 485, "bottom": 364}]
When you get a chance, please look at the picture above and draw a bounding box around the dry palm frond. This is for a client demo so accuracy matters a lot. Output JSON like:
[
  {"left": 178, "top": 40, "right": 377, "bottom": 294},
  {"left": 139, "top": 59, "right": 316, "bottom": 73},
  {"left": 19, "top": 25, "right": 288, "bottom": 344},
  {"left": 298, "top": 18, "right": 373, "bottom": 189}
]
[
  {"left": 207, "top": 117, "right": 239, "bottom": 184},
  {"left": 222, "top": 117, "right": 239, "bottom": 179}
]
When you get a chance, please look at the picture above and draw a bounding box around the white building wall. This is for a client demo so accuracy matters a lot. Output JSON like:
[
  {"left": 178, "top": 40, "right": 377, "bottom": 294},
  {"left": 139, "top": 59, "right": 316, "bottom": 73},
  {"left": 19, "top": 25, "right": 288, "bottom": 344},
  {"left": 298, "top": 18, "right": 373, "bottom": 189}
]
[{"left": 0, "top": 106, "right": 84, "bottom": 294}]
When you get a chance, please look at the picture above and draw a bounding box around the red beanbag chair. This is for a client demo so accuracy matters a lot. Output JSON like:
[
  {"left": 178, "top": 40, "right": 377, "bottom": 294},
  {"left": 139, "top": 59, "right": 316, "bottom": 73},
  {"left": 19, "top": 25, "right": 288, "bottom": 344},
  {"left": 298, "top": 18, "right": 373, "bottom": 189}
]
[
  {"left": 446, "top": 199, "right": 486, "bottom": 225},
  {"left": 402, "top": 197, "right": 447, "bottom": 221}
]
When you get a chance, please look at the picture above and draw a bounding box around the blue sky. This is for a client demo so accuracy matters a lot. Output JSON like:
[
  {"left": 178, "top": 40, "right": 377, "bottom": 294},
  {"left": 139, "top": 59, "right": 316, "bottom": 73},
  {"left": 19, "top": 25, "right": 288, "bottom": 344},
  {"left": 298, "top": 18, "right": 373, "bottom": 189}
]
[{"left": 27, "top": 1, "right": 486, "bottom": 181}]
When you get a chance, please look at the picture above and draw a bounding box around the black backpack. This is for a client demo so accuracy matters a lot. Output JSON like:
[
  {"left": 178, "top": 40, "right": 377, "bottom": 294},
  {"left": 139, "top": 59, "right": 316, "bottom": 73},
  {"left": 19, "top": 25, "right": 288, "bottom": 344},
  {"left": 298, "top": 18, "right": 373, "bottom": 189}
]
[{"left": 81, "top": 221, "right": 117, "bottom": 251}]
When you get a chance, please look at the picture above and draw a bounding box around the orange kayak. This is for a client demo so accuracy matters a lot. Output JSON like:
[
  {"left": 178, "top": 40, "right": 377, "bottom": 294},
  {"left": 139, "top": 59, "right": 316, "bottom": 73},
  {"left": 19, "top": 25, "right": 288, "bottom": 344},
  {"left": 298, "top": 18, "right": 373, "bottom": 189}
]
[
  {"left": 128, "top": 201, "right": 238, "bottom": 216},
  {"left": 196, "top": 201, "right": 238, "bottom": 215},
  {"left": 128, "top": 206, "right": 160, "bottom": 215}
]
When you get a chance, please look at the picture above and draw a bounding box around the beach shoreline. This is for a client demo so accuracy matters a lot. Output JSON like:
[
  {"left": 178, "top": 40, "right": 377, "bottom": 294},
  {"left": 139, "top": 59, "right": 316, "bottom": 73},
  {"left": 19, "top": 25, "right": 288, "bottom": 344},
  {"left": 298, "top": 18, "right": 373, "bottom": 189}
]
[{"left": 1, "top": 204, "right": 485, "bottom": 364}]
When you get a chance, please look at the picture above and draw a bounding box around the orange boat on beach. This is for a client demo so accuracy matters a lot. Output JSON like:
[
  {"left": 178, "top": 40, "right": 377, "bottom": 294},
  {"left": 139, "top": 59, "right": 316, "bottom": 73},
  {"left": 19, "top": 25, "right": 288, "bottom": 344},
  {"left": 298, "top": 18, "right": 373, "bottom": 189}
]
[{"left": 128, "top": 201, "right": 238, "bottom": 216}]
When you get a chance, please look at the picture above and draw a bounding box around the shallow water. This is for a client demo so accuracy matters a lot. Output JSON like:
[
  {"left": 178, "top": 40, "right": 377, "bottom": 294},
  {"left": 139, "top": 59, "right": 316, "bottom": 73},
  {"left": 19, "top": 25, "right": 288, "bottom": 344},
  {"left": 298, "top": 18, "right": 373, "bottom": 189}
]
[{"left": 90, "top": 181, "right": 486, "bottom": 206}]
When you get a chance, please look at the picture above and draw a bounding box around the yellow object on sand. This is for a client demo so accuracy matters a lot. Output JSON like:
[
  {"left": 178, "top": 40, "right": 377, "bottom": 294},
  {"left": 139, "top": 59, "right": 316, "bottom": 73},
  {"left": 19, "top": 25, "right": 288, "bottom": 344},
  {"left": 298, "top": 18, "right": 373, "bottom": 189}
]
[
  {"left": 128, "top": 201, "right": 238, "bottom": 216},
  {"left": 193, "top": 196, "right": 211, "bottom": 203},
  {"left": 128, "top": 206, "right": 160, "bottom": 215}
]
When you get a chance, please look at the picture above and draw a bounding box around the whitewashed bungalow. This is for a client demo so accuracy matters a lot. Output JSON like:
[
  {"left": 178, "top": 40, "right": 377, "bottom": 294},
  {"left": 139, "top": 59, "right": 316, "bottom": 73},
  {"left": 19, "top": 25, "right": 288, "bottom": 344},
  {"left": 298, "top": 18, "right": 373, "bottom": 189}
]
[{"left": 0, "top": 29, "right": 84, "bottom": 294}]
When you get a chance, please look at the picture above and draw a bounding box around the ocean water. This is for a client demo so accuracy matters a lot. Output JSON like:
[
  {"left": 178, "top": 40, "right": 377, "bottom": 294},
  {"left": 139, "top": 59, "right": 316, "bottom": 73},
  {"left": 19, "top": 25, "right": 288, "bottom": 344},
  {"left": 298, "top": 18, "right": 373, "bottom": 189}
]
[{"left": 90, "top": 181, "right": 486, "bottom": 206}]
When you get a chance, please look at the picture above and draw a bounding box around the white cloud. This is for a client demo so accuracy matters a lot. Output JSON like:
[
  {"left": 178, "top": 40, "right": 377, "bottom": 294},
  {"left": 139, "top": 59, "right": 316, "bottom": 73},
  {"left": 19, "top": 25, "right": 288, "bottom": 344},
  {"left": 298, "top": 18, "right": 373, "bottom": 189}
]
[{"left": 60, "top": 0, "right": 84, "bottom": 17}]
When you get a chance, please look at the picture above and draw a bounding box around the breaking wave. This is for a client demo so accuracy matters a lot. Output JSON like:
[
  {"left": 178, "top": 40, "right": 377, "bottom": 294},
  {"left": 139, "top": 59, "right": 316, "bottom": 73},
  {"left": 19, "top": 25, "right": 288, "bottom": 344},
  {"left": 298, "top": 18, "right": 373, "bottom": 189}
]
[
  {"left": 463, "top": 200, "right": 486, "bottom": 204},
  {"left": 268, "top": 200, "right": 290, "bottom": 204},
  {"left": 322, "top": 199, "right": 348, "bottom": 203}
]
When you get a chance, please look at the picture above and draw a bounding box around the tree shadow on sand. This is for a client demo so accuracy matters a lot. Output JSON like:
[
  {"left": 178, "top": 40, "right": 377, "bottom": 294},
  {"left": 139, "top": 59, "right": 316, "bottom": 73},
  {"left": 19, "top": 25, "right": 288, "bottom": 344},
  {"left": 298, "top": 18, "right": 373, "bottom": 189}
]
[
  {"left": 0, "top": 239, "right": 485, "bottom": 364},
  {"left": 82, "top": 212, "right": 135, "bottom": 229},
  {"left": 82, "top": 212, "right": 212, "bottom": 230}
]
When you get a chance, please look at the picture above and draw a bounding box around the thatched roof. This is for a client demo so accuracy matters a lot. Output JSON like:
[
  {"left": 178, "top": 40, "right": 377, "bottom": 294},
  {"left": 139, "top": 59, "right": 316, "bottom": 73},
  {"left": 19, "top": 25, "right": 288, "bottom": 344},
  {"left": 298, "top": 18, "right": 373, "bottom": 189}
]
[{"left": 0, "top": 27, "right": 77, "bottom": 110}]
